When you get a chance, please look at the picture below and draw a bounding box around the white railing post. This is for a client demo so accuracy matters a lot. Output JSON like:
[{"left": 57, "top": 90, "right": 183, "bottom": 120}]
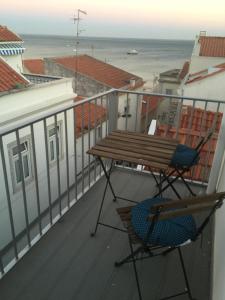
[{"left": 108, "top": 91, "right": 119, "bottom": 134}]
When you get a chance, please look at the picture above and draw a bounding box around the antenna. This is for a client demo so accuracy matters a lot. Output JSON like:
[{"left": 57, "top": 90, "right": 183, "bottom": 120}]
[{"left": 72, "top": 9, "right": 87, "bottom": 93}]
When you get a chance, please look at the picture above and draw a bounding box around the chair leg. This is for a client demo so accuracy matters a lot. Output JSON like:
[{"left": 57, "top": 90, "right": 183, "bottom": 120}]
[
  {"left": 178, "top": 248, "right": 195, "bottom": 300},
  {"left": 128, "top": 236, "right": 143, "bottom": 300}
]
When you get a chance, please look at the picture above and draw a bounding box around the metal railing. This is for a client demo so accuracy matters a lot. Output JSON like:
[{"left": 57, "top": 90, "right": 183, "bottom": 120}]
[{"left": 0, "top": 89, "right": 224, "bottom": 278}]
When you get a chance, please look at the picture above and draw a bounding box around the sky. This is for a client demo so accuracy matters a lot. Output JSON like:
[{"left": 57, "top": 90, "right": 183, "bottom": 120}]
[{"left": 1, "top": 0, "right": 225, "bottom": 40}]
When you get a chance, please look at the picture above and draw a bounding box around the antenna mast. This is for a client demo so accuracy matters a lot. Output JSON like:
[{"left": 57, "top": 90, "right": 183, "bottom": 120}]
[{"left": 72, "top": 9, "right": 87, "bottom": 93}]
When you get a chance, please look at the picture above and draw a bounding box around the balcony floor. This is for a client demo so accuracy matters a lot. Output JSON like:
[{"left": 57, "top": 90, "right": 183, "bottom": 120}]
[{"left": 0, "top": 168, "right": 211, "bottom": 300}]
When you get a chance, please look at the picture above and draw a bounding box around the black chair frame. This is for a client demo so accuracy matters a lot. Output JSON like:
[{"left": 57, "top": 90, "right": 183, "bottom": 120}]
[{"left": 115, "top": 192, "right": 225, "bottom": 300}]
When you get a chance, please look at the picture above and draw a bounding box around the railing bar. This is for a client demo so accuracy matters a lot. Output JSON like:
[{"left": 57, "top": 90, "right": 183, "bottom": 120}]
[
  {"left": 0, "top": 249, "right": 4, "bottom": 275},
  {"left": 15, "top": 129, "right": 31, "bottom": 247},
  {"left": 125, "top": 93, "right": 129, "bottom": 130},
  {"left": 88, "top": 101, "right": 91, "bottom": 188},
  {"left": 187, "top": 100, "right": 196, "bottom": 146},
  {"left": 190, "top": 101, "right": 208, "bottom": 183},
  {"left": 0, "top": 136, "right": 18, "bottom": 259},
  {"left": 99, "top": 96, "right": 103, "bottom": 176},
  {"left": 73, "top": 109, "right": 78, "bottom": 201},
  {"left": 134, "top": 94, "right": 139, "bottom": 131},
  {"left": 64, "top": 111, "right": 70, "bottom": 208},
  {"left": 1, "top": 90, "right": 224, "bottom": 138},
  {"left": 94, "top": 99, "right": 97, "bottom": 182},
  {"left": 30, "top": 124, "right": 42, "bottom": 236},
  {"left": 54, "top": 114, "right": 62, "bottom": 216},
  {"left": 144, "top": 95, "right": 150, "bottom": 133},
  {"left": 81, "top": 103, "right": 85, "bottom": 194},
  {"left": 106, "top": 95, "right": 109, "bottom": 136},
  {"left": 43, "top": 119, "right": 53, "bottom": 225},
  {"left": 175, "top": 98, "right": 184, "bottom": 139},
  {"left": 202, "top": 102, "right": 221, "bottom": 183}
]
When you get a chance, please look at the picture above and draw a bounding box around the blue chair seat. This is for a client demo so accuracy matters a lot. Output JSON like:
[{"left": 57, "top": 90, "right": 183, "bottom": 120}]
[
  {"left": 170, "top": 144, "right": 199, "bottom": 169},
  {"left": 131, "top": 197, "right": 197, "bottom": 247}
]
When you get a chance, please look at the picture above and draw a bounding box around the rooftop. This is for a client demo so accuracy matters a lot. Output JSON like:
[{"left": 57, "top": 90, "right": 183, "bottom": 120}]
[
  {"left": 199, "top": 36, "right": 225, "bottom": 57},
  {"left": 0, "top": 57, "right": 29, "bottom": 93},
  {"left": 51, "top": 55, "right": 144, "bottom": 89},
  {"left": 0, "top": 25, "right": 22, "bottom": 42},
  {"left": 23, "top": 59, "right": 45, "bottom": 75}
]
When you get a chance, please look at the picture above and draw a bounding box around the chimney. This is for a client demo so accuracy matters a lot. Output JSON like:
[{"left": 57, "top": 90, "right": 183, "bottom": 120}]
[{"left": 130, "top": 78, "right": 136, "bottom": 88}]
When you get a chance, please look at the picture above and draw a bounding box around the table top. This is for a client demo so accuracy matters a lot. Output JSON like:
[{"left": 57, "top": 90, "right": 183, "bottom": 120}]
[{"left": 87, "top": 130, "right": 179, "bottom": 171}]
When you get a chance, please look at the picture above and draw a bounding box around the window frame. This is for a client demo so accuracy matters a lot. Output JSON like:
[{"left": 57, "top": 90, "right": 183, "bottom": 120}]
[
  {"left": 47, "top": 121, "right": 63, "bottom": 165},
  {"left": 8, "top": 135, "right": 33, "bottom": 193}
]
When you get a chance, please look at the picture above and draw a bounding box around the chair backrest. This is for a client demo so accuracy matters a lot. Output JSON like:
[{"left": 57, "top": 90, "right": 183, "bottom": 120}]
[
  {"left": 149, "top": 192, "right": 225, "bottom": 239},
  {"left": 195, "top": 130, "right": 214, "bottom": 153}
]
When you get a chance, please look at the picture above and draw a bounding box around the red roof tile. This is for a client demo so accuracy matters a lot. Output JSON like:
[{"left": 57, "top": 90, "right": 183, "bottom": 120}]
[
  {"left": 23, "top": 59, "right": 45, "bottom": 75},
  {"left": 141, "top": 95, "right": 162, "bottom": 116},
  {"left": 199, "top": 36, "right": 225, "bottom": 57},
  {"left": 0, "top": 25, "right": 22, "bottom": 42},
  {"left": 186, "top": 62, "right": 225, "bottom": 84},
  {"left": 52, "top": 55, "right": 144, "bottom": 89},
  {"left": 0, "top": 58, "right": 29, "bottom": 92},
  {"left": 74, "top": 97, "right": 106, "bottom": 136},
  {"left": 155, "top": 106, "right": 222, "bottom": 182},
  {"left": 179, "top": 61, "right": 190, "bottom": 80}
]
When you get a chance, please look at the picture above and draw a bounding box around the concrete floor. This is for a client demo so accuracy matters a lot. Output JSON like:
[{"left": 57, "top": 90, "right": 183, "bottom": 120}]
[{"left": 0, "top": 168, "right": 211, "bottom": 300}]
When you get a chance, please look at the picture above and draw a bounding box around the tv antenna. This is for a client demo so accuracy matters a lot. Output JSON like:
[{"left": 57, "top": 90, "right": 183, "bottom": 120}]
[{"left": 72, "top": 9, "right": 87, "bottom": 93}]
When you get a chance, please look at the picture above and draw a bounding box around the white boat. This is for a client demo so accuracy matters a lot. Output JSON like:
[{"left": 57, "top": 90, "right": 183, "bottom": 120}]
[{"left": 127, "top": 49, "right": 138, "bottom": 55}]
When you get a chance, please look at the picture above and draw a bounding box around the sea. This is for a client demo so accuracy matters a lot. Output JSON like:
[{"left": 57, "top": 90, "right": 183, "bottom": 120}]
[{"left": 21, "top": 34, "right": 194, "bottom": 89}]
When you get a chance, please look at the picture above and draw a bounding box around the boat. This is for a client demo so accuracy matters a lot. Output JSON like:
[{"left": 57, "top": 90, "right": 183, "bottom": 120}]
[{"left": 127, "top": 49, "right": 138, "bottom": 55}]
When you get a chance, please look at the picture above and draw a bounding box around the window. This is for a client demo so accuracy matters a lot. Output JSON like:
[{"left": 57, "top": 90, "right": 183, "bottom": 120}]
[
  {"left": 48, "top": 123, "right": 63, "bottom": 164},
  {"left": 165, "top": 89, "right": 173, "bottom": 95},
  {"left": 8, "top": 137, "right": 33, "bottom": 191}
]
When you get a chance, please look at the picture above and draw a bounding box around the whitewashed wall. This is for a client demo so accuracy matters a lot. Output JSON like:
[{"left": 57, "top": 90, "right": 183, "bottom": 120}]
[{"left": 1, "top": 54, "right": 23, "bottom": 74}]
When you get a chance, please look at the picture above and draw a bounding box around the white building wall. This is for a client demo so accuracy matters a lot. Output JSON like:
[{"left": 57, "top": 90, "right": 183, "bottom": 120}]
[
  {"left": 181, "top": 72, "right": 225, "bottom": 110},
  {"left": 0, "top": 78, "right": 75, "bottom": 125},
  {"left": 189, "top": 56, "right": 225, "bottom": 74},
  {"left": 1, "top": 54, "right": 23, "bottom": 74}
]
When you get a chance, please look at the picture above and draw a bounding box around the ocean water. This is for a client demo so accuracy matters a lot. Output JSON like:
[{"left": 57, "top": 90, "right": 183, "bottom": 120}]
[{"left": 21, "top": 34, "right": 194, "bottom": 88}]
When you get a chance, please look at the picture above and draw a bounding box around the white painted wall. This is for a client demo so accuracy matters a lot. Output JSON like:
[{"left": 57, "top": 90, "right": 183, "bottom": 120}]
[
  {"left": 181, "top": 71, "right": 225, "bottom": 110},
  {"left": 1, "top": 54, "right": 23, "bottom": 74},
  {"left": 0, "top": 78, "right": 75, "bottom": 125}
]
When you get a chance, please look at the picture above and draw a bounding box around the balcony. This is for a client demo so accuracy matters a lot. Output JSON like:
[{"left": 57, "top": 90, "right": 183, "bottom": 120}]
[{"left": 0, "top": 90, "right": 224, "bottom": 299}]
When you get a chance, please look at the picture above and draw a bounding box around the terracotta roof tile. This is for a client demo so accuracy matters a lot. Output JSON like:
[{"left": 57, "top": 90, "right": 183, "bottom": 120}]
[
  {"left": 52, "top": 55, "right": 144, "bottom": 89},
  {"left": 0, "top": 25, "right": 22, "bottom": 42},
  {"left": 155, "top": 105, "right": 222, "bottom": 182},
  {"left": 199, "top": 36, "right": 225, "bottom": 57},
  {"left": 74, "top": 97, "right": 106, "bottom": 136},
  {"left": 23, "top": 59, "right": 45, "bottom": 74},
  {"left": 179, "top": 61, "right": 190, "bottom": 80},
  {"left": 141, "top": 95, "right": 162, "bottom": 116},
  {"left": 0, "top": 58, "right": 29, "bottom": 92}
]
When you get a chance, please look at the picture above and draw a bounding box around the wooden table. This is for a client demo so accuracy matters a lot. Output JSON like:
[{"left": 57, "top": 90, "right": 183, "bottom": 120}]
[{"left": 87, "top": 130, "right": 179, "bottom": 235}]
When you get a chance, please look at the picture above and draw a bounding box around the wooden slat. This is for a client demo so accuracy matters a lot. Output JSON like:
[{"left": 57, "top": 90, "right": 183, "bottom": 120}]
[
  {"left": 87, "top": 148, "right": 169, "bottom": 170},
  {"left": 150, "top": 192, "right": 225, "bottom": 213},
  {"left": 93, "top": 145, "right": 171, "bottom": 165},
  {"left": 105, "top": 135, "right": 177, "bottom": 151},
  {"left": 98, "top": 139, "right": 174, "bottom": 158},
  {"left": 114, "top": 130, "right": 179, "bottom": 144},
  {"left": 149, "top": 203, "right": 216, "bottom": 221}
]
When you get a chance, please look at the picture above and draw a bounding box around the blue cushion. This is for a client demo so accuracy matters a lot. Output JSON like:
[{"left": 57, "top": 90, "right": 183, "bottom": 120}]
[
  {"left": 170, "top": 144, "right": 199, "bottom": 168},
  {"left": 131, "top": 197, "right": 197, "bottom": 247}
]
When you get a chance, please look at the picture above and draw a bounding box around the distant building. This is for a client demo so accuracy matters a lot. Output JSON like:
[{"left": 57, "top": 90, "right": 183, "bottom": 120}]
[
  {"left": 0, "top": 25, "right": 25, "bottom": 74},
  {"left": 189, "top": 31, "right": 225, "bottom": 73},
  {"left": 24, "top": 55, "right": 145, "bottom": 131},
  {"left": 179, "top": 62, "right": 225, "bottom": 111}
]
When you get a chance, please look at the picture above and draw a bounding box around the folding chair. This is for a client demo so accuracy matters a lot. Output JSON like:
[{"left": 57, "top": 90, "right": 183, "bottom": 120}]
[
  {"left": 115, "top": 192, "right": 225, "bottom": 300},
  {"left": 155, "top": 131, "right": 214, "bottom": 198}
]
